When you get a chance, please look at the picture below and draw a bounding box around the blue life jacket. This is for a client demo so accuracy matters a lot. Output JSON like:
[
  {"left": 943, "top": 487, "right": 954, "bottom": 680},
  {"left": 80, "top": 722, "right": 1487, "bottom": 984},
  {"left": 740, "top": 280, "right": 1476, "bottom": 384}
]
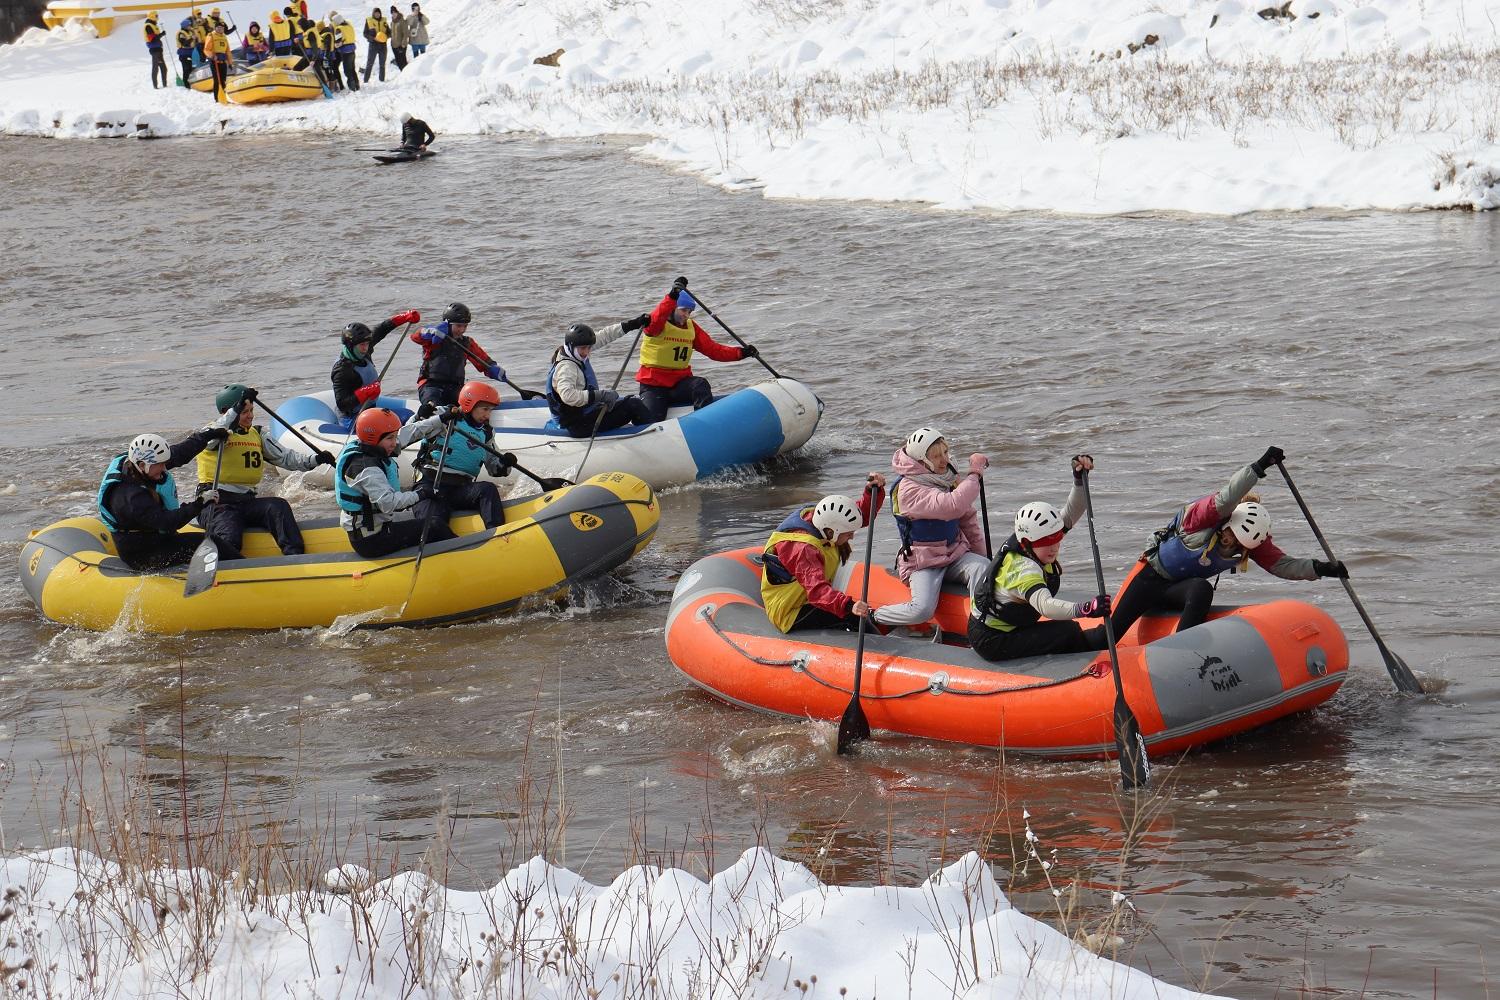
[
  {"left": 545, "top": 353, "right": 600, "bottom": 426},
  {"left": 889, "top": 474, "right": 962, "bottom": 557},
  {"left": 417, "top": 418, "right": 493, "bottom": 478},
  {"left": 96, "top": 454, "right": 180, "bottom": 533},
  {"left": 1151, "top": 503, "right": 1246, "bottom": 580},
  {"left": 761, "top": 509, "right": 819, "bottom": 585},
  {"left": 335, "top": 441, "right": 399, "bottom": 529},
  {"left": 344, "top": 346, "right": 378, "bottom": 387}
]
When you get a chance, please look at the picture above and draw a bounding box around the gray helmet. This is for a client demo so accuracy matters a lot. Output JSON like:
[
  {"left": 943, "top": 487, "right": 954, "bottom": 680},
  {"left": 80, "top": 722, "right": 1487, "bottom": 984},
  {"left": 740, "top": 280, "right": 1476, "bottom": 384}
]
[{"left": 443, "top": 302, "right": 472, "bottom": 324}]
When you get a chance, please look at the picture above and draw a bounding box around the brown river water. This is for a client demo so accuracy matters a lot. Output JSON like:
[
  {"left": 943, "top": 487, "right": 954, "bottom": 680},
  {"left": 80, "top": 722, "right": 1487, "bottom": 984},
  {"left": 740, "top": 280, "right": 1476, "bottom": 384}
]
[{"left": 1, "top": 134, "right": 1497, "bottom": 998}]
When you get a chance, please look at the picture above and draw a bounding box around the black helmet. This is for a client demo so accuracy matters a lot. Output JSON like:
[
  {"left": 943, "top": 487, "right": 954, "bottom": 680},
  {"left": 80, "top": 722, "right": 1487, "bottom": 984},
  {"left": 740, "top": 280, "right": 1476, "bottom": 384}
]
[
  {"left": 342, "top": 322, "right": 373, "bottom": 346},
  {"left": 565, "top": 323, "right": 596, "bottom": 348},
  {"left": 443, "top": 302, "right": 472, "bottom": 324}
]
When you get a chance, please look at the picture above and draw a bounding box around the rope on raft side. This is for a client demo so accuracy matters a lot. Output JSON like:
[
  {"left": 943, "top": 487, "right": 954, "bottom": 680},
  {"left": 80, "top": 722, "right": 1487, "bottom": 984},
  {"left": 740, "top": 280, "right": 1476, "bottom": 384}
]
[{"left": 701, "top": 604, "right": 1103, "bottom": 700}]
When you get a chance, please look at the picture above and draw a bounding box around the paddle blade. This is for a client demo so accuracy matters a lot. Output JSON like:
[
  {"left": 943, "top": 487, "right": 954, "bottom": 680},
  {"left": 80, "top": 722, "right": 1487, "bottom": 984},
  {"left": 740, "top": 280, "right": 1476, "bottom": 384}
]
[
  {"left": 1113, "top": 696, "right": 1150, "bottom": 791},
  {"left": 518, "top": 388, "right": 544, "bottom": 401},
  {"left": 836, "top": 699, "right": 871, "bottom": 755},
  {"left": 1382, "top": 647, "right": 1425, "bottom": 694},
  {"left": 539, "top": 478, "right": 572, "bottom": 491},
  {"left": 183, "top": 537, "right": 220, "bottom": 598}
]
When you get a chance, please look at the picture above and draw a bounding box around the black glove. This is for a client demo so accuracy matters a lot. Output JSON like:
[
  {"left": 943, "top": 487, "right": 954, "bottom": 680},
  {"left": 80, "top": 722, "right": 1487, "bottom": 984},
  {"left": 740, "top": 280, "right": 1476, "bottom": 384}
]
[
  {"left": 415, "top": 401, "right": 436, "bottom": 421},
  {"left": 203, "top": 427, "right": 231, "bottom": 442},
  {"left": 1075, "top": 594, "right": 1110, "bottom": 618},
  {"left": 740, "top": 343, "right": 759, "bottom": 359},
  {"left": 242, "top": 387, "right": 258, "bottom": 403},
  {"left": 597, "top": 388, "right": 620, "bottom": 408},
  {"left": 671, "top": 275, "right": 689, "bottom": 293},
  {"left": 414, "top": 483, "right": 436, "bottom": 502},
  {"left": 438, "top": 406, "right": 461, "bottom": 424},
  {"left": 1313, "top": 559, "right": 1348, "bottom": 579},
  {"left": 622, "top": 313, "right": 650, "bottom": 333},
  {"left": 316, "top": 450, "right": 336, "bottom": 466},
  {"left": 498, "top": 451, "right": 517, "bottom": 469},
  {"left": 1251, "top": 445, "right": 1286, "bottom": 477},
  {"left": 1071, "top": 454, "right": 1093, "bottom": 483}
]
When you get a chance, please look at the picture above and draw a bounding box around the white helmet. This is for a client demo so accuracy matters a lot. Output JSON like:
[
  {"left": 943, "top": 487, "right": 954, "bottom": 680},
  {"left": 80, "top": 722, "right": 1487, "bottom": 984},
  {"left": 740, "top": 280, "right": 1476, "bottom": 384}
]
[
  {"left": 399, "top": 111, "right": 412, "bottom": 123},
  {"left": 811, "top": 494, "right": 862, "bottom": 540},
  {"left": 903, "top": 427, "right": 944, "bottom": 464},
  {"left": 1227, "top": 501, "right": 1271, "bottom": 549},
  {"left": 1014, "top": 502, "right": 1064, "bottom": 543},
  {"left": 127, "top": 433, "right": 171, "bottom": 470}
]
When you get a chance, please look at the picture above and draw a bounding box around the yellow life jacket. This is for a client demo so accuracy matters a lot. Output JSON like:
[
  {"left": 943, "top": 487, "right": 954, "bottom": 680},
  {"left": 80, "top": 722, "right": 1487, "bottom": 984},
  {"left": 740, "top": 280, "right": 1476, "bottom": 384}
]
[
  {"left": 205, "top": 32, "right": 231, "bottom": 57},
  {"left": 760, "top": 511, "right": 842, "bottom": 633},
  {"left": 268, "top": 16, "right": 292, "bottom": 42},
  {"left": 197, "top": 426, "right": 267, "bottom": 488},
  {"left": 367, "top": 15, "right": 387, "bottom": 41},
  {"left": 637, "top": 319, "right": 696, "bottom": 371},
  {"left": 334, "top": 20, "right": 357, "bottom": 46}
]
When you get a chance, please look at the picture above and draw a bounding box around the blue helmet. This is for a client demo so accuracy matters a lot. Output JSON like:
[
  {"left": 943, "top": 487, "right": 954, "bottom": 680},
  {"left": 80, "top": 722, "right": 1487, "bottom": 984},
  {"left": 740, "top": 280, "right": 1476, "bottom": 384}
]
[{"left": 180, "top": 17, "right": 191, "bottom": 26}]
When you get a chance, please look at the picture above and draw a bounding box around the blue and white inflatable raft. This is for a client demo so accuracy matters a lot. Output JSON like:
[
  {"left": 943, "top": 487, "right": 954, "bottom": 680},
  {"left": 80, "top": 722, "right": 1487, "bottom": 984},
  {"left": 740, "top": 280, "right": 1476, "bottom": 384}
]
[{"left": 267, "top": 378, "right": 823, "bottom": 491}]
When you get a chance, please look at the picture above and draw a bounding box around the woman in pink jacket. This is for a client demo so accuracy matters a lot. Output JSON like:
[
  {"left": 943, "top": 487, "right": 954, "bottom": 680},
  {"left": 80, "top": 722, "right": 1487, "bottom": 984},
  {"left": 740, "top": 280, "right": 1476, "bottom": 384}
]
[{"left": 872, "top": 427, "right": 991, "bottom": 634}]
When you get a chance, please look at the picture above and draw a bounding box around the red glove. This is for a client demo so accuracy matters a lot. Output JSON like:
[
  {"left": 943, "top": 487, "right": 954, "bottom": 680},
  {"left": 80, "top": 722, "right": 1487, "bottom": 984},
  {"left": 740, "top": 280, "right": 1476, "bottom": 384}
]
[
  {"left": 392, "top": 309, "right": 420, "bottom": 326},
  {"left": 354, "top": 381, "right": 381, "bottom": 403}
]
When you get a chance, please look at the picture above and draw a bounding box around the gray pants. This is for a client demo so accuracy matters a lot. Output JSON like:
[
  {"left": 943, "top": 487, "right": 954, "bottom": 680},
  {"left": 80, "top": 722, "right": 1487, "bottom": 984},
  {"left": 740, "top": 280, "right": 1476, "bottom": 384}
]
[{"left": 873, "top": 551, "right": 990, "bottom": 627}]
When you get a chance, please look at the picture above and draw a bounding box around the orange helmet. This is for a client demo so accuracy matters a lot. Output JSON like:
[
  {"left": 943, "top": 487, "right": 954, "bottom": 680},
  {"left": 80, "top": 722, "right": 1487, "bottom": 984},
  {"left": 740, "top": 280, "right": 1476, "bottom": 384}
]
[
  {"left": 354, "top": 407, "right": 402, "bottom": 446},
  {"left": 457, "top": 380, "right": 501, "bottom": 414}
]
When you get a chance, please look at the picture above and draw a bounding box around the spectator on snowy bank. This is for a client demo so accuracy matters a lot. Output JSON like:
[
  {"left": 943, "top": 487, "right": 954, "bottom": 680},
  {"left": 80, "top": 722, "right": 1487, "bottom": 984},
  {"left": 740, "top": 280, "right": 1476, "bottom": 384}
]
[
  {"left": 267, "top": 9, "right": 294, "bottom": 56},
  {"left": 205, "top": 22, "right": 232, "bottom": 102},
  {"left": 407, "top": 1, "right": 428, "bottom": 57},
  {"left": 363, "top": 6, "right": 389, "bottom": 82},
  {"left": 243, "top": 22, "right": 270, "bottom": 64},
  {"left": 144, "top": 12, "right": 169, "bottom": 89},
  {"left": 388, "top": 6, "right": 408, "bottom": 70},
  {"left": 174, "top": 18, "right": 195, "bottom": 83},
  {"left": 330, "top": 12, "right": 360, "bottom": 91}
]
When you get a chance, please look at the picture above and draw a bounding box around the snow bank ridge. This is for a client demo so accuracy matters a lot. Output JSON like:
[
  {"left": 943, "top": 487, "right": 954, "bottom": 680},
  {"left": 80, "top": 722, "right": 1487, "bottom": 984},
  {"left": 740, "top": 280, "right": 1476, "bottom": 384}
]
[{"left": 0, "top": 845, "right": 1226, "bottom": 998}]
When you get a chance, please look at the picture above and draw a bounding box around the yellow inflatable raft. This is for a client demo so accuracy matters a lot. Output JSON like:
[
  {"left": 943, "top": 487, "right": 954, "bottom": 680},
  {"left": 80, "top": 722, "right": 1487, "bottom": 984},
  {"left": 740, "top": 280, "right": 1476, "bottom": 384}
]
[
  {"left": 19, "top": 472, "right": 657, "bottom": 633},
  {"left": 187, "top": 58, "right": 321, "bottom": 104},
  {"left": 227, "top": 56, "right": 324, "bottom": 104}
]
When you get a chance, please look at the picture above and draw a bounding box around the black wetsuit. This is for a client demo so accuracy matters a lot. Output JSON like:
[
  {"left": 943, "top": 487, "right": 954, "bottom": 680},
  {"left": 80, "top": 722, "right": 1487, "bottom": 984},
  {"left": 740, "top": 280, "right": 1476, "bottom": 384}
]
[{"left": 400, "top": 117, "right": 435, "bottom": 151}]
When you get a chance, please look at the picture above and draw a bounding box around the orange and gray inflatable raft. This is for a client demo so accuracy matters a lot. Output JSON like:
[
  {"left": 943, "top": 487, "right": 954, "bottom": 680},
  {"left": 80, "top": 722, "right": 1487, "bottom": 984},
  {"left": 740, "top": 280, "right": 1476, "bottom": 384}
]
[
  {"left": 665, "top": 548, "right": 1349, "bottom": 759},
  {"left": 19, "top": 472, "right": 657, "bottom": 633}
]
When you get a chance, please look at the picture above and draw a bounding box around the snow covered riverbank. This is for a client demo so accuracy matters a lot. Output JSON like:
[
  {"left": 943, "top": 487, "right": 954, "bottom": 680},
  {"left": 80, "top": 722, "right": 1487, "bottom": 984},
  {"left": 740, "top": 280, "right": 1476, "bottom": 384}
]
[
  {"left": 2, "top": 0, "right": 1498, "bottom": 214},
  {"left": 0, "top": 845, "right": 1228, "bottom": 999}
]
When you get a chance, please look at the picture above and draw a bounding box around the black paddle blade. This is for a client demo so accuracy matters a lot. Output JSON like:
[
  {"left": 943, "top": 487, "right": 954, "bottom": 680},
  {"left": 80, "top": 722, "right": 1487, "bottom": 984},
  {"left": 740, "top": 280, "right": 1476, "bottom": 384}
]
[
  {"left": 518, "top": 389, "right": 544, "bottom": 401},
  {"left": 1113, "top": 697, "right": 1151, "bottom": 790},
  {"left": 1383, "top": 648, "right": 1425, "bottom": 694},
  {"left": 183, "top": 537, "right": 220, "bottom": 598},
  {"left": 836, "top": 700, "right": 871, "bottom": 755},
  {"left": 539, "top": 477, "right": 572, "bottom": 491}
]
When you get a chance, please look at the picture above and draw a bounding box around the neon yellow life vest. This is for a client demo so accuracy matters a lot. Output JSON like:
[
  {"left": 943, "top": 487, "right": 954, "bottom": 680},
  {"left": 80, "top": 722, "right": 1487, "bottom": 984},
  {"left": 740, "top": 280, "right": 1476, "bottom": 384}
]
[
  {"left": 197, "top": 426, "right": 266, "bottom": 488},
  {"left": 637, "top": 320, "right": 695, "bottom": 371},
  {"left": 760, "top": 510, "right": 843, "bottom": 633}
]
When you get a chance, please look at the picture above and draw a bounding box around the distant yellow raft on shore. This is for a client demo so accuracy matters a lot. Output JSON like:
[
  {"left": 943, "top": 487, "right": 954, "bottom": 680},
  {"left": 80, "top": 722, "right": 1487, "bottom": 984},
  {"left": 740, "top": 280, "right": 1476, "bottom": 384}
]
[{"left": 19, "top": 473, "right": 658, "bottom": 633}]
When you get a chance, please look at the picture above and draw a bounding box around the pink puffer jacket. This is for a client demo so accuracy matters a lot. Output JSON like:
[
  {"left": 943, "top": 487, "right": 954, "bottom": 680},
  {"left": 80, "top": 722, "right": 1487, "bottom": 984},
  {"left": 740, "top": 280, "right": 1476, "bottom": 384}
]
[{"left": 888, "top": 447, "right": 986, "bottom": 581}]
